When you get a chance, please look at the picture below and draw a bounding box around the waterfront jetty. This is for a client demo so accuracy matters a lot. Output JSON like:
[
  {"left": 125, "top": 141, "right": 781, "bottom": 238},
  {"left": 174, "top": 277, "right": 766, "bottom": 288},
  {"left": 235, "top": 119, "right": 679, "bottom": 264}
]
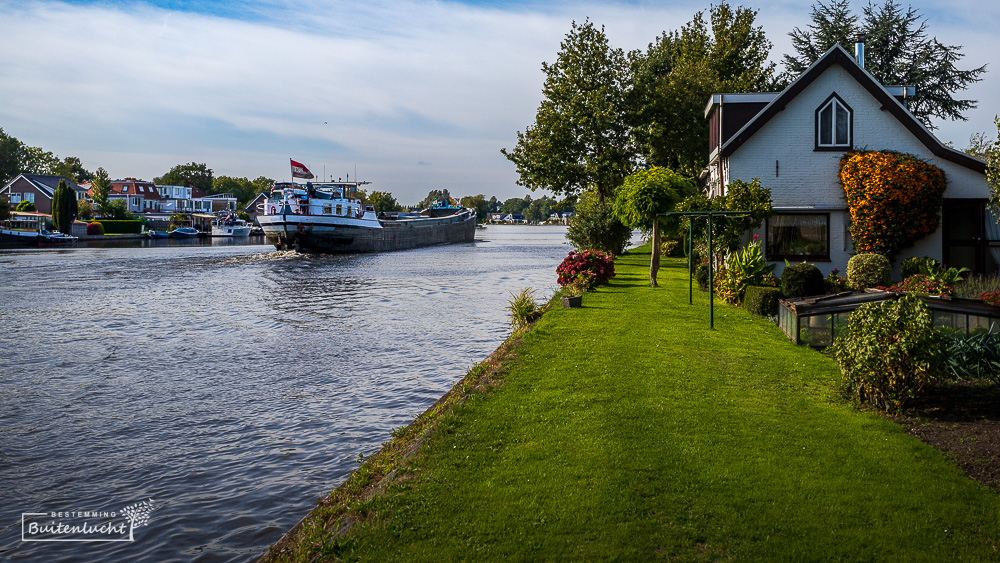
[{"left": 261, "top": 247, "right": 1000, "bottom": 561}]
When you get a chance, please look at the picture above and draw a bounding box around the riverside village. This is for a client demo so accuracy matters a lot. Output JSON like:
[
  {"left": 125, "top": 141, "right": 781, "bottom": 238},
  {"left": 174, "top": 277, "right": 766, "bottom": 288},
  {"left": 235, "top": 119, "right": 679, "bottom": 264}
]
[{"left": 2, "top": 1, "right": 1000, "bottom": 561}]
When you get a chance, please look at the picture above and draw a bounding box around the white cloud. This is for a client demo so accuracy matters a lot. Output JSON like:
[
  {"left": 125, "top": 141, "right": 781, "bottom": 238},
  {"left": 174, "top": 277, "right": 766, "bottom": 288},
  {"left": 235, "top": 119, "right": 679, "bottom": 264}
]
[{"left": 0, "top": 0, "right": 996, "bottom": 203}]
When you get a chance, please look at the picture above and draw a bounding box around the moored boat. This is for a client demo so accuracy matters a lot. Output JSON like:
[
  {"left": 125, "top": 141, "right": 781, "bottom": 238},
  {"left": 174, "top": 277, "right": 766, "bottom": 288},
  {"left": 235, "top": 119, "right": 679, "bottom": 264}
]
[
  {"left": 169, "top": 227, "right": 200, "bottom": 238},
  {"left": 211, "top": 211, "right": 251, "bottom": 237},
  {"left": 257, "top": 181, "right": 476, "bottom": 253}
]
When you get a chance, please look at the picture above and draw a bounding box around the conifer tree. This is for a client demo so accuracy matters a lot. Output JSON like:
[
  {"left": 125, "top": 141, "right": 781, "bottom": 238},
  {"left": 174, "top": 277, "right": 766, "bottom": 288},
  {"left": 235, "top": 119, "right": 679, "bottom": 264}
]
[{"left": 52, "top": 179, "right": 77, "bottom": 233}]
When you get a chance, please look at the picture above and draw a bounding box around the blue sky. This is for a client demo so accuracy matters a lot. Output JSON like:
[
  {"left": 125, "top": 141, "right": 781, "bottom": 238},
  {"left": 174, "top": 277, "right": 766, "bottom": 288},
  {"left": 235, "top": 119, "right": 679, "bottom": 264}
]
[{"left": 1, "top": 0, "right": 996, "bottom": 204}]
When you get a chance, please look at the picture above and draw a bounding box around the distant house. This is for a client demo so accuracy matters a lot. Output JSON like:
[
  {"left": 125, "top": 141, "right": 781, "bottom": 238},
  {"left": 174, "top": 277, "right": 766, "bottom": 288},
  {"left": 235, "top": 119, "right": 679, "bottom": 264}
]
[
  {"left": 104, "top": 179, "right": 161, "bottom": 213},
  {"left": 505, "top": 213, "right": 525, "bottom": 224},
  {"left": 0, "top": 174, "right": 88, "bottom": 215},
  {"left": 244, "top": 192, "right": 269, "bottom": 219},
  {"left": 704, "top": 41, "right": 990, "bottom": 276}
]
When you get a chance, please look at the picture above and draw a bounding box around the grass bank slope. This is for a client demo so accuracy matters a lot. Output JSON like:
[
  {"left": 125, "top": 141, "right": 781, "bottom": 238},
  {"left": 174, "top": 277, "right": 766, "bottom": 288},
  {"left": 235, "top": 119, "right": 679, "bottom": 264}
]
[{"left": 267, "top": 248, "right": 1000, "bottom": 561}]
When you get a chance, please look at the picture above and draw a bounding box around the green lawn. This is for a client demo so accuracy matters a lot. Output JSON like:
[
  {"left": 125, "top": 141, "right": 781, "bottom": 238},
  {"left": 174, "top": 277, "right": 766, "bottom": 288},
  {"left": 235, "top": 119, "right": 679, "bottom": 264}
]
[{"left": 265, "top": 247, "right": 1000, "bottom": 561}]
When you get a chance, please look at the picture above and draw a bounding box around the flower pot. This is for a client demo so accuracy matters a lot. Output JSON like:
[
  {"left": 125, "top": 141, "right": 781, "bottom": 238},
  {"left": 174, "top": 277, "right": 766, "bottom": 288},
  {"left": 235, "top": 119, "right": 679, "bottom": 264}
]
[{"left": 561, "top": 295, "right": 582, "bottom": 308}]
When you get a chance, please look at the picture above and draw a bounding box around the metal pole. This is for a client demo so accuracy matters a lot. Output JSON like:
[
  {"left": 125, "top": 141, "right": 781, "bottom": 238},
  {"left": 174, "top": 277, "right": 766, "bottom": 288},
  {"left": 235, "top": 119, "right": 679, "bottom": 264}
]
[
  {"left": 708, "top": 213, "right": 714, "bottom": 329},
  {"left": 688, "top": 219, "right": 693, "bottom": 304}
]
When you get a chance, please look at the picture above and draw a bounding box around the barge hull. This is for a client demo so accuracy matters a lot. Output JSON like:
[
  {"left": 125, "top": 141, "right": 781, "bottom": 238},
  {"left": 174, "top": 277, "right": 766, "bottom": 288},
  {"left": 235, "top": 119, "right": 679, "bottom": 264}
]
[{"left": 260, "top": 210, "right": 476, "bottom": 253}]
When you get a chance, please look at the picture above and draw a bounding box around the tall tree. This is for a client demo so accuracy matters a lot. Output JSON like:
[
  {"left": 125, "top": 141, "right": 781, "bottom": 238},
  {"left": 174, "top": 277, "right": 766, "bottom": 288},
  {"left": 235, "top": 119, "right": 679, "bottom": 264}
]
[
  {"left": 418, "top": 189, "right": 453, "bottom": 209},
  {"left": 53, "top": 156, "right": 93, "bottom": 183},
  {"left": 459, "top": 194, "right": 492, "bottom": 223},
  {"left": 501, "top": 19, "right": 633, "bottom": 204},
  {"left": 782, "top": 0, "right": 986, "bottom": 128},
  {"left": 0, "top": 127, "right": 24, "bottom": 186},
  {"left": 20, "top": 146, "right": 59, "bottom": 175},
  {"left": 613, "top": 167, "right": 696, "bottom": 286},
  {"left": 155, "top": 162, "right": 213, "bottom": 192},
  {"left": 629, "top": 4, "right": 779, "bottom": 177},
  {"left": 367, "top": 191, "right": 404, "bottom": 213},
  {"left": 51, "top": 179, "right": 77, "bottom": 234},
  {"left": 0, "top": 197, "right": 9, "bottom": 221},
  {"left": 90, "top": 167, "right": 111, "bottom": 212}
]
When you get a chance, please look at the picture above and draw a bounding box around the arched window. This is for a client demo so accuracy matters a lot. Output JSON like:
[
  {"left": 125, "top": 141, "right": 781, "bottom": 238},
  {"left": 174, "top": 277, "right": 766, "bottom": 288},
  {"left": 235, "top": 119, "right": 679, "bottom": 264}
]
[{"left": 816, "top": 94, "right": 852, "bottom": 149}]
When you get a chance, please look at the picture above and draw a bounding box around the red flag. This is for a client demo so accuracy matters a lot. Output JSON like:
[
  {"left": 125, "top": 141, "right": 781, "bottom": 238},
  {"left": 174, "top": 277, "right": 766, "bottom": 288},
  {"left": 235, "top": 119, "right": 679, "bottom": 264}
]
[{"left": 290, "top": 159, "right": 314, "bottom": 180}]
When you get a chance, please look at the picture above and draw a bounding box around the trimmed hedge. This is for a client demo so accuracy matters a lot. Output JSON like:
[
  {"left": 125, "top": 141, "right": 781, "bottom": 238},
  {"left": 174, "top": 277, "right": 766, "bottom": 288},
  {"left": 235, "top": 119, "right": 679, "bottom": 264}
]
[
  {"left": 780, "top": 263, "right": 825, "bottom": 298},
  {"left": 847, "top": 253, "right": 891, "bottom": 290},
  {"left": 95, "top": 220, "right": 143, "bottom": 234},
  {"left": 743, "top": 285, "right": 781, "bottom": 317}
]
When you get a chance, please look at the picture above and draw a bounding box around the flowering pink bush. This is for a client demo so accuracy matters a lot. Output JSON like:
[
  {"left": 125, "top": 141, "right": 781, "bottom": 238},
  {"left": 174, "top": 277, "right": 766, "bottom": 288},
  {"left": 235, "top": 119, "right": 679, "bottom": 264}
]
[
  {"left": 980, "top": 291, "right": 1000, "bottom": 307},
  {"left": 556, "top": 250, "right": 615, "bottom": 287},
  {"left": 887, "top": 274, "right": 953, "bottom": 296}
]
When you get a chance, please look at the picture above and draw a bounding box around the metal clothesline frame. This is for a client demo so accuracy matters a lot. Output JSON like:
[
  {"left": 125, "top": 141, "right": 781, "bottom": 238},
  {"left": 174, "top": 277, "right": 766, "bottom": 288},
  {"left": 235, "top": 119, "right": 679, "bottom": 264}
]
[{"left": 659, "top": 210, "right": 754, "bottom": 329}]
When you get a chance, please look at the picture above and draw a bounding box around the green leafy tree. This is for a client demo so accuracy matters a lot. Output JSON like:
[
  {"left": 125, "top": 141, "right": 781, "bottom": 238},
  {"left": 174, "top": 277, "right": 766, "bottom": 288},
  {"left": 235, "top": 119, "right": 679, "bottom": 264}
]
[
  {"left": 51, "top": 179, "right": 77, "bottom": 234},
  {"left": 77, "top": 199, "right": 94, "bottom": 221},
  {"left": 0, "top": 127, "right": 24, "bottom": 186},
  {"left": 614, "top": 167, "right": 696, "bottom": 286},
  {"left": 782, "top": 0, "right": 986, "bottom": 127},
  {"left": 566, "top": 191, "right": 633, "bottom": 256},
  {"left": 0, "top": 197, "right": 10, "bottom": 221},
  {"left": 460, "top": 194, "right": 492, "bottom": 223},
  {"left": 52, "top": 156, "right": 92, "bottom": 183},
  {"left": 629, "top": 5, "right": 780, "bottom": 177},
  {"left": 20, "top": 146, "right": 59, "bottom": 175},
  {"left": 678, "top": 178, "right": 773, "bottom": 262},
  {"left": 155, "top": 162, "right": 213, "bottom": 192},
  {"left": 524, "top": 197, "right": 554, "bottom": 224},
  {"left": 16, "top": 200, "right": 35, "bottom": 212},
  {"left": 368, "top": 191, "right": 404, "bottom": 213},
  {"left": 103, "top": 198, "right": 132, "bottom": 220},
  {"left": 501, "top": 196, "right": 531, "bottom": 215},
  {"left": 501, "top": 19, "right": 633, "bottom": 204},
  {"left": 90, "top": 167, "right": 111, "bottom": 212}
]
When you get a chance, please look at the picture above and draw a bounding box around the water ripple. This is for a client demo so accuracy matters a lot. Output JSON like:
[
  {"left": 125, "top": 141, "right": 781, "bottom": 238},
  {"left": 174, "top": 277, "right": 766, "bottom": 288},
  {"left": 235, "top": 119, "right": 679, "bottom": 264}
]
[{"left": 0, "top": 227, "right": 576, "bottom": 562}]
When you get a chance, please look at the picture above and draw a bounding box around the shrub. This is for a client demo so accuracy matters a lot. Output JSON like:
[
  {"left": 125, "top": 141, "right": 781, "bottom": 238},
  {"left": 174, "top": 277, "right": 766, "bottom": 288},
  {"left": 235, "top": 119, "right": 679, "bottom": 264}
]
[
  {"left": 743, "top": 285, "right": 781, "bottom": 317},
  {"left": 694, "top": 263, "right": 709, "bottom": 291},
  {"left": 830, "top": 295, "right": 947, "bottom": 412},
  {"left": 86, "top": 222, "right": 105, "bottom": 236},
  {"left": 887, "top": 274, "right": 953, "bottom": 296},
  {"left": 566, "top": 192, "right": 632, "bottom": 256},
  {"left": 824, "top": 268, "right": 851, "bottom": 293},
  {"left": 16, "top": 200, "right": 36, "bottom": 212},
  {"left": 660, "top": 239, "right": 683, "bottom": 257},
  {"left": 556, "top": 250, "right": 615, "bottom": 287},
  {"left": 506, "top": 288, "right": 541, "bottom": 331},
  {"left": 96, "top": 220, "right": 143, "bottom": 234},
  {"left": 900, "top": 256, "right": 939, "bottom": 279},
  {"left": 716, "top": 240, "right": 776, "bottom": 304},
  {"left": 840, "top": 150, "right": 946, "bottom": 259},
  {"left": 847, "top": 253, "right": 891, "bottom": 290},
  {"left": 780, "top": 262, "right": 825, "bottom": 298}
]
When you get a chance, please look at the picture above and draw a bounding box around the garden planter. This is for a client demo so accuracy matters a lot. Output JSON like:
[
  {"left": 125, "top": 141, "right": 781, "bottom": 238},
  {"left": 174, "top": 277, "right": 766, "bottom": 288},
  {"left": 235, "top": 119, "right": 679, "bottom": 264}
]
[{"left": 561, "top": 295, "right": 583, "bottom": 308}]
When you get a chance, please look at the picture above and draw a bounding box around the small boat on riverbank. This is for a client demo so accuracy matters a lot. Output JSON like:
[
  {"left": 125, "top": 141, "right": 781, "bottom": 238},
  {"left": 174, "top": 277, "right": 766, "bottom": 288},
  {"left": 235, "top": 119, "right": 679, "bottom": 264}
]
[
  {"left": 169, "top": 227, "right": 200, "bottom": 238},
  {"left": 1, "top": 217, "right": 77, "bottom": 247},
  {"left": 257, "top": 181, "right": 476, "bottom": 253}
]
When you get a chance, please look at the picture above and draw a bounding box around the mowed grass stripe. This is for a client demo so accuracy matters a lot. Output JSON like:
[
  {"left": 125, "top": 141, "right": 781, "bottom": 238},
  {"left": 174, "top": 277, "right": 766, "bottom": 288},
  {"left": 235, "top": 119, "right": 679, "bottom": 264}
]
[{"left": 297, "top": 247, "right": 1000, "bottom": 561}]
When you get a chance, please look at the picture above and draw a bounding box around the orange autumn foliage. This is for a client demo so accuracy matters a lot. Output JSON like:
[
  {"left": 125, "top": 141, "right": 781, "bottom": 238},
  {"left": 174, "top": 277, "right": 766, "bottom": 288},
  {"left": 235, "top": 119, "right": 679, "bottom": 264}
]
[{"left": 839, "top": 150, "right": 946, "bottom": 259}]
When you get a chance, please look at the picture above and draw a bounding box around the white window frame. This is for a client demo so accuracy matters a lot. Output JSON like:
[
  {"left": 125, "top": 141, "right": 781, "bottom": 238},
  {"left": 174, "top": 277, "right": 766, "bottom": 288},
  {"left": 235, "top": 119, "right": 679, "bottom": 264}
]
[{"left": 816, "top": 93, "right": 852, "bottom": 150}]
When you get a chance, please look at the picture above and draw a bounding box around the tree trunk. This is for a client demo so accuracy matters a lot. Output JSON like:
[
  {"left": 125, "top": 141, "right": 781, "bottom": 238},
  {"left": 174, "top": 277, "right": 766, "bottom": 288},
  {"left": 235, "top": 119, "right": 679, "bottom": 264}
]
[{"left": 650, "top": 217, "right": 661, "bottom": 287}]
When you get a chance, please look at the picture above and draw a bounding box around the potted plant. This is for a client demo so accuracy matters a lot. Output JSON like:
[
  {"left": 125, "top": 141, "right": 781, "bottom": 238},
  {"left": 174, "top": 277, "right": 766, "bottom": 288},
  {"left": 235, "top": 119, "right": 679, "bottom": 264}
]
[{"left": 561, "top": 272, "right": 594, "bottom": 308}]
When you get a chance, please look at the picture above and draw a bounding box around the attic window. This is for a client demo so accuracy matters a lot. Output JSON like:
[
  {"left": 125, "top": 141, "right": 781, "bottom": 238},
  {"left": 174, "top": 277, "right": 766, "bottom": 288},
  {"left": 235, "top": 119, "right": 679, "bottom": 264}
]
[{"left": 816, "top": 94, "right": 852, "bottom": 150}]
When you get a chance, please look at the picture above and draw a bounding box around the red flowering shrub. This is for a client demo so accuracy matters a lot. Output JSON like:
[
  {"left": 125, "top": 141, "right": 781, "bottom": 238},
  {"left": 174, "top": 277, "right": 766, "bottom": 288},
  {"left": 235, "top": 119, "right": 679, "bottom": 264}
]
[
  {"left": 887, "top": 274, "right": 953, "bottom": 296},
  {"left": 86, "top": 222, "right": 105, "bottom": 235},
  {"left": 980, "top": 291, "right": 1000, "bottom": 307},
  {"left": 556, "top": 250, "right": 615, "bottom": 287}
]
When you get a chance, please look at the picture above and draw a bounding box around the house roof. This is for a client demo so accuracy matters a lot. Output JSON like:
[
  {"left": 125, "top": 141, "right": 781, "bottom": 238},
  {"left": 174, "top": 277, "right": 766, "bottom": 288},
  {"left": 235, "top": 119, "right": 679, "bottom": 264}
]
[
  {"left": 717, "top": 44, "right": 986, "bottom": 174},
  {"left": 109, "top": 180, "right": 161, "bottom": 199},
  {"left": 2, "top": 174, "right": 86, "bottom": 198}
]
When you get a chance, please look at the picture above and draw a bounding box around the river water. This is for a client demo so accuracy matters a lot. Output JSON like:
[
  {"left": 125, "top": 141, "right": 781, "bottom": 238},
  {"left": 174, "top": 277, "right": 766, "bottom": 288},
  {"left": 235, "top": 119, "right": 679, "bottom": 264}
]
[{"left": 0, "top": 226, "right": 578, "bottom": 562}]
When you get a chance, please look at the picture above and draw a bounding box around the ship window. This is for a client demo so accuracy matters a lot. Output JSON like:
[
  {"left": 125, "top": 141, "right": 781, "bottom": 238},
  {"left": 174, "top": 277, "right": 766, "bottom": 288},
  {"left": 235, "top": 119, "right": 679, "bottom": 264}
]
[
  {"left": 336, "top": 204, "right": 342, "bottom": 215},
  {"left": 324, "top": 204, "right": 332, "bottom": 214}
]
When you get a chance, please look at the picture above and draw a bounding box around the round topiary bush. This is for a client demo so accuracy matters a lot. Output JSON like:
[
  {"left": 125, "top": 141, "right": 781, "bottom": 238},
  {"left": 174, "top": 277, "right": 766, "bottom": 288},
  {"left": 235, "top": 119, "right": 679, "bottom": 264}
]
[
  {"left": 86, "top": 222, "right": 105, "bottom": 236},
  {"left": 900, "top": 256, "right": 939, "bottom": 279},
  {"left": 780, "top": 262, "right": 825, "bottom": 298},
  {"left": 847, "top": 253, "right": 891, "bottom": 290}
]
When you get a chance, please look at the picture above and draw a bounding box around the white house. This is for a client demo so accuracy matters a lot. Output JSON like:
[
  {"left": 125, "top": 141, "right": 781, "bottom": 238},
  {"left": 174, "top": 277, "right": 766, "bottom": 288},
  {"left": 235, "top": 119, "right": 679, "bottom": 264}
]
[{"left": 705, "top": 42, "right": 991, "bottom": 277}]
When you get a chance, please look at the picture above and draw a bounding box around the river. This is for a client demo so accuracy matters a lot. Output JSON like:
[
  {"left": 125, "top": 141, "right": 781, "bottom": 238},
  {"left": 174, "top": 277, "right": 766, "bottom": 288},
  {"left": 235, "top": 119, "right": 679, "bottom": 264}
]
[{"left": 0, "top": 226, "right": 583, "bottom": 562}]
